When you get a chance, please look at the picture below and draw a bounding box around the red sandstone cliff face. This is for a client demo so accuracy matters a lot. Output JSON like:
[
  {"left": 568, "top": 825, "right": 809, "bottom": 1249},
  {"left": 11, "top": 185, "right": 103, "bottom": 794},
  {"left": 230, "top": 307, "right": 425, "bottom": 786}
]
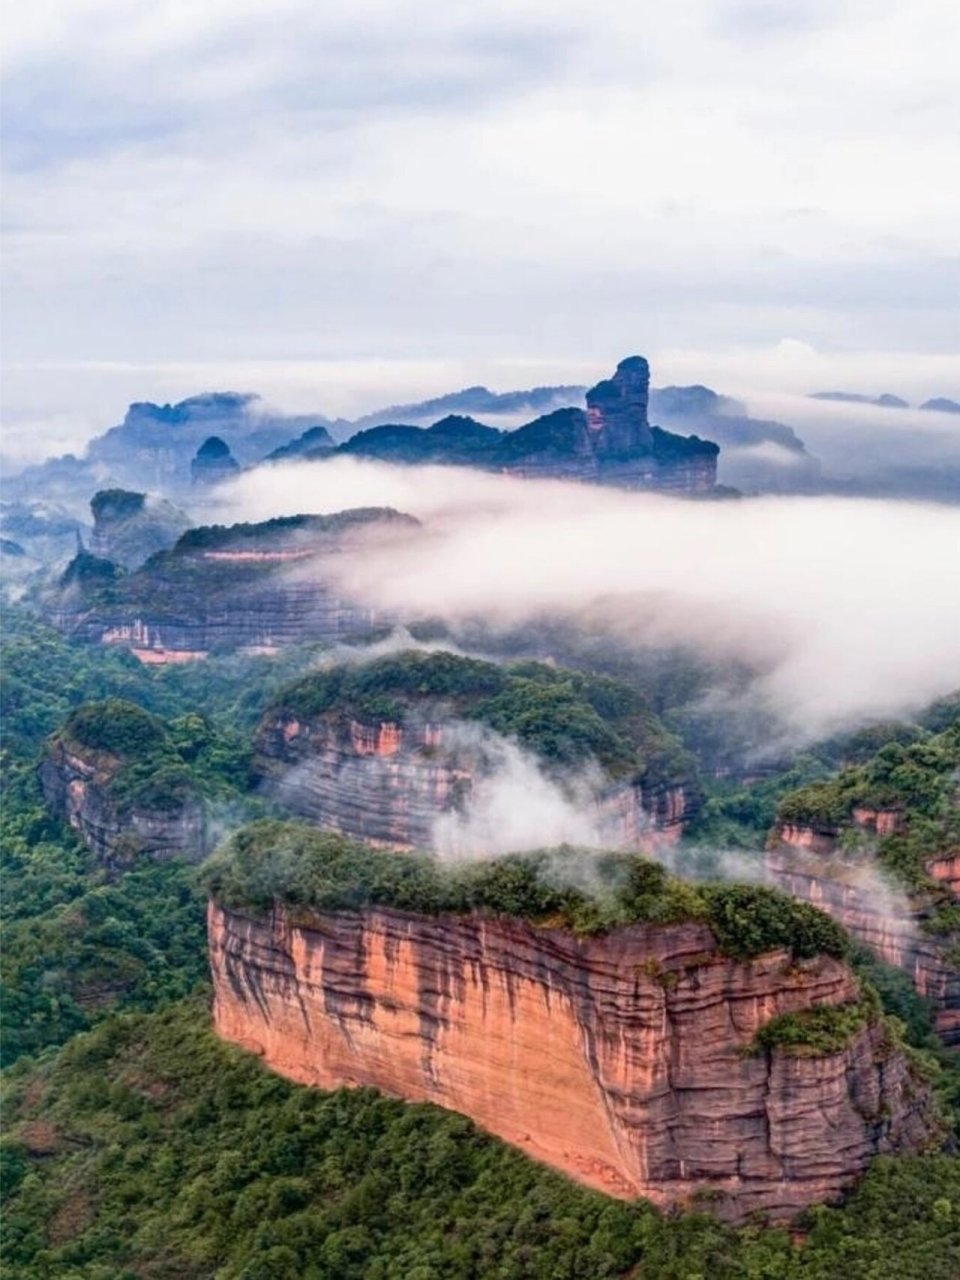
[
  {"left": 39, "top": 736, "right": 209, "bottom": 866},
  {"left": 766, "top": 826, "right": 960, "bottom": 1047},
  {"left": 254, "top": 711, "right": 691, "bottom": 853},
  {"left": 209, "top": 900, "right": 936, "bottom": 1222}
]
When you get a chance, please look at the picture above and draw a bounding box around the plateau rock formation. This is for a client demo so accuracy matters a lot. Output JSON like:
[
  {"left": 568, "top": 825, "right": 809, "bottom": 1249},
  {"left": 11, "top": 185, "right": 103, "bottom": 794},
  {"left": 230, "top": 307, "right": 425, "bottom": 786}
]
[
  {"left": 336, "top": 357, "right": 719, "bottom": 493},
  {"left": 88, "top": 488, "right": 188, "bottom": 569},
  {"left": 766, "top": 824, "right": 960, "bottom": 1048},
  {"left": 253, "top": 651, "right": 699, "bottom": 851},
  {"left": 45, "top": 507, "right": 416, "bottom": 661},
  {"left": 209, "top": 898, "right": 936, "bottom": 1221},
  {"left": 40, "top": 716, "right": 210, "bottom": 867}
]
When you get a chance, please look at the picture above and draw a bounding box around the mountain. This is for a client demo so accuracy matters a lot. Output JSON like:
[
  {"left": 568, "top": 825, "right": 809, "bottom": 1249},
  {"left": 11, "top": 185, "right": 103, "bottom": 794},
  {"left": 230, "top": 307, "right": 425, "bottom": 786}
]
[
  {"left": 650, "top": 385, "right": 821, "bottom": 493},
  {"left": 254, "top": 650, "right": 700, "bottom": 850},
  {"left": 765, "top": 715, "right": 960, "bottom": 1046},
  {"left": 811, "top": 392, "right": 910, "bottom": 408},
  {"left": 921, "top": 398, "right": 960, "bottom": 414},
  {"left": 45, "top": 508, "right": 418, "bottom": 660},
  {"left": 88, "top": 489, "right": 188, "bottom": 569},
  {"left": 207, "top": 822, "right": 938, "bottom": 1221},
  {"left": 345, "top": 382, "right": 587, "bottom": 432},
  {"left": 334, "top": 357, "right": 720, "bottom": 493}
]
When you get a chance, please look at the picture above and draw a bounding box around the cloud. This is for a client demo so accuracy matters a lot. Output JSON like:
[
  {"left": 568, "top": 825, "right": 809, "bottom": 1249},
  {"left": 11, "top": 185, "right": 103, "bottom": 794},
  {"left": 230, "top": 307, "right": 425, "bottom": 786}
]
[
  {"left": 217, "top": 457, "right": 960, "bottom": 742},
  {"left": 2, "top": 0, "right": 959, "bottom": 410}
]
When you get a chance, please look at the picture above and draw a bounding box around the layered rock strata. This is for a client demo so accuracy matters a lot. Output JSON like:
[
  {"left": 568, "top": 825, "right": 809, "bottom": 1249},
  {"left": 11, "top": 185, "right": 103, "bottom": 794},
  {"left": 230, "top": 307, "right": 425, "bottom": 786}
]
[
  {"left": 210, "top": 900, "right": 936, "bottom": 1221},
  {"left": 47, "top": 508, "right": 415, "bottom": 659},
  {"left": 339, "top": 357, "right": 719, "bottom": 493},
  {"left": 40, "top": 735, "right": 209, "bottom": 866},
  {"left": 254, "top": 712, "right": 691, "bottom": 851},
  {"left": 766, "top": 824, "right": 960, "bottom": 1048}
]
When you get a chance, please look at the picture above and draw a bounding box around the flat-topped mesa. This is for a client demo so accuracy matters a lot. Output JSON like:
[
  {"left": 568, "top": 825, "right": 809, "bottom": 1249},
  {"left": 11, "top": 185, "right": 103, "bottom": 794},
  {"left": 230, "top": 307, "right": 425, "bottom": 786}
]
[
  {"left": 765, "top": 722, "right": 960, "bottom": 1047},
  {"left": 253, "top": 650, "right": 700, "bottom": 851},
  {"left": 39, "top": 700, "right": 211, "bottom": 867},
  {"left": 44, "top": 507, "right": 417, "bottom": 661},
  {"left": 206, "top": 826, "right": 939, "bottom": 1223}
]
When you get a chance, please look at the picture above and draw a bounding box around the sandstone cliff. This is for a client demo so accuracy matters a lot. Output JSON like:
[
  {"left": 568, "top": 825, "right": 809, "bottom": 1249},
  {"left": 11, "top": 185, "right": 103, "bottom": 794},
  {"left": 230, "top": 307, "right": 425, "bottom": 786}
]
[
  {"left": 338, "top": 356, "right": 719, "bottom": 494},
  {"left": 253, "top": 651, "right": 699, "bottom": 852},
  {"left": 46, "top": 507, "right": 416, "bottom": 661},
  {"left": 88, "top": 488, "right": 188, "bottom": 569},
  {"left": 766, "top": 826, "right": 960, "bottom": 1048},
  {"left": 209, "top": 898, "right": 935, "bottom": 1222},
  {"left": 40, "top": 731, "right": 209, "bottom": 867}
]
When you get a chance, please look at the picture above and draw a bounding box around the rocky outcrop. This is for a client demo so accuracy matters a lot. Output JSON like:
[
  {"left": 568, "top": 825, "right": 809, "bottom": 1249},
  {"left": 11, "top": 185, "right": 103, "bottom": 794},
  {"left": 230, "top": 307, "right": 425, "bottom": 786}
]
[
  {"left": 40, "top": 734, "right": 209, "bottom": 866},
  {"left": 210, "top": 899, "right": 937, "bottom": 1222},
  {"left": 254, "top": 709, "right": 692, "bottom": 853},
  {"left": 338, "top": 357, "right": 719, "bottom": 494},
  {"left": 191, "top": 436, "right": 240, "bottom": 486},
  {"left": 46, "top": 508, "right": 417, "bottom": 660},
  {"left": 766, "top": 827, "right": 960, "bottom": 1048},
  {"left": 88, "top": 489, "right": 188, "bottom": 569}
]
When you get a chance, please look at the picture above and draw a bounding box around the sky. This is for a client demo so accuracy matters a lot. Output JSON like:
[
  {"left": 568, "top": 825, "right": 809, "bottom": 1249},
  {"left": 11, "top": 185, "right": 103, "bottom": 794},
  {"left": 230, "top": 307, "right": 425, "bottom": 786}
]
[{"left": 2, "top": 0, "right": 959, "bottom": 454}]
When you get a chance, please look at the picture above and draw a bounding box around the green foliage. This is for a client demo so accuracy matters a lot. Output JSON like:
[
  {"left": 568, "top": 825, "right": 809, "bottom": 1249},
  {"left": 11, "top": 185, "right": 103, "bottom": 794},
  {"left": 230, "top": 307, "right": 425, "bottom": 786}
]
[
  {"left": 0, "top": 764, "right": 207, "bottom": 1066},
  {"left": 702, "top": 883, "right": 849, "bottom": 961},
  {"left": 3, "top": 999, "right": 959, "bottom": 1280},
  {"left": 276, "top": 650, "right": 697, "bottom": 788},
  {"left": 204, "top": 820, "right": 849, "bottom": 960},
  {"left": 750, "top": 993, "right": 878, "bottom": 1057},
  {"left": 62, "top": 698, "right": 166, "bottom": 758},
  {"left": 776, "top": 725, "right": 960, "bottom": 830}
]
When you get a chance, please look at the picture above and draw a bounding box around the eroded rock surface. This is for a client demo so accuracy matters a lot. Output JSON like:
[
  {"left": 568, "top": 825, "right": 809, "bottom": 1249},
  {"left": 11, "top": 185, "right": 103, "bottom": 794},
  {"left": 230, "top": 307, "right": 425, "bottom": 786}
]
[{"left": 210, "top": 900, "right": 937, "bottom": 1221}]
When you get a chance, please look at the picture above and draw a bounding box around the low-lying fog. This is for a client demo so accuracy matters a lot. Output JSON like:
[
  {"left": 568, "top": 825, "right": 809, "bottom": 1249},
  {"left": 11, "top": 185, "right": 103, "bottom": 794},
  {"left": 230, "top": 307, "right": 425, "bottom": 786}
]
[{"left": 216, "top": 458, "right": 960, "bottom": 743}]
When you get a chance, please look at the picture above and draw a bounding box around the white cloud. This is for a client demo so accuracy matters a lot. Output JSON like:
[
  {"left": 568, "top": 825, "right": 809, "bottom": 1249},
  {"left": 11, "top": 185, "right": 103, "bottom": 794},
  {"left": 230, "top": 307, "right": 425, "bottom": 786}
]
[
  {"left": 2, "top": 0, "right": 959, "bottom": 420},
  {"left": 216, "top": 457, "right": 960, "bottom": 742}
]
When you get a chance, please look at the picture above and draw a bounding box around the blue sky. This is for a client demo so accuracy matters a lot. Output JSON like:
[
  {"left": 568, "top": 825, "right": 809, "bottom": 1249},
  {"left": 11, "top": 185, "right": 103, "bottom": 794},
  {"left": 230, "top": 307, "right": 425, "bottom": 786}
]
[{"left": 2, "top": 0, "right": 958, "bottom": 455}]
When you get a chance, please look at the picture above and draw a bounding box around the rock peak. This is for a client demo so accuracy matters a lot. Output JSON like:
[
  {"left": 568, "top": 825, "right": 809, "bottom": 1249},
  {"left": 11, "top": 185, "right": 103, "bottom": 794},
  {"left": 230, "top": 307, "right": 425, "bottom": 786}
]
[{"left": 585, "top": 355, "right": 653, "bottom": 453}]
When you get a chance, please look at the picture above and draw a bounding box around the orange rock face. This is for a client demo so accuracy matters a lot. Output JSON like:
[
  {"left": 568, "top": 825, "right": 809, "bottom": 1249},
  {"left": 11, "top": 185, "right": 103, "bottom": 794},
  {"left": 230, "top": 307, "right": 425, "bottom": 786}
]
[
  {"left": 766, "top": 838, "right": 960, "bottom": 1048},
  {"left": 209, "top": 900, "right": 936, "bottom": 1221},
  {"left": 255, "top": 711, "right": 691, "bottom": 853}
]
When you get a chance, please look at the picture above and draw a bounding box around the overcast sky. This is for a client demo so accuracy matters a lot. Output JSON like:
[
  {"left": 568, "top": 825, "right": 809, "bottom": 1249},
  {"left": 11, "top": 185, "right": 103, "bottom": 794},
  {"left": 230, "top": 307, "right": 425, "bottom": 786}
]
[{"left": 2, "top": 0, "right": 959, "bottom": 451}]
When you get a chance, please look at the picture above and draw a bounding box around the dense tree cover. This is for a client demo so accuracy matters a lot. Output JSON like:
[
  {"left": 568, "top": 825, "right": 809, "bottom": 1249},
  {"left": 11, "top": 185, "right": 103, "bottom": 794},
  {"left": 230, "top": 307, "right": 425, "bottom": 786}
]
[
  {"left": 3, "top": 608, "right": 959, "bottom": 1277},
  {"left": 3, "top": 998, "right": 959, "bottom": 1280},
  {"left": 777, "top": 724, "right": 959, "bottom": 830},
  {"left": 173, "top": 508, "right": 412, "bottom": 552},
  {"left": 55, "top": 698, "right": 253, "bottom": 813},
  {"left": 0, "top": 608, "right": 317, "bottom": 1065},
  {"left": 0, "top": 762, "right": 208, "bottom": 1065},
  {"left": 205, "top": 820, "right": 849, "bottom": 960},
  {"left": 774, "top": 719, "right": 960, "bottom": 938},
  {"left": 0, "top": 606, "right": 327, "bottom": 753},
  {"left": 275, "top": 649, "right": 698, "bottom": 788}
]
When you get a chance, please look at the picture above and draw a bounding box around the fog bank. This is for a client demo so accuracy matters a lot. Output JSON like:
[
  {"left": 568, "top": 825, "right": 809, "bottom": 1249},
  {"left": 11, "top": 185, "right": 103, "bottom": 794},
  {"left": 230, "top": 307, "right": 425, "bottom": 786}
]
[{"left": 219, "top": 457, "right": 960, "bottom": 741}]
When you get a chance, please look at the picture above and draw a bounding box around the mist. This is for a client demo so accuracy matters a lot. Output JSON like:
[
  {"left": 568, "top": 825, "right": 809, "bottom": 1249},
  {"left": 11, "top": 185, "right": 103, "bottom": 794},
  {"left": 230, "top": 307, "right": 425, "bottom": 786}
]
[
  {"left": 431, "top": 723, "right": 609, "bottom": 859},
  {"left": 218, "top": 456, "right": 960, "bottom": 743}
]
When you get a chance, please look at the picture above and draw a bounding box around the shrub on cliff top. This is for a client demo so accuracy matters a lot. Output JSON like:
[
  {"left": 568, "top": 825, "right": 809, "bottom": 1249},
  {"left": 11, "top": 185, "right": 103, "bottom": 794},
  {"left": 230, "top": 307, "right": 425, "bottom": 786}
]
[
  {"left": 272, "top": 650, "right": 695, "bottom": 785},
  {"left": 204, "top": 819, "right": 849, "bottom": 959},
  {"left": 62, "top": 698, "right": 166, "bottom": 758}
]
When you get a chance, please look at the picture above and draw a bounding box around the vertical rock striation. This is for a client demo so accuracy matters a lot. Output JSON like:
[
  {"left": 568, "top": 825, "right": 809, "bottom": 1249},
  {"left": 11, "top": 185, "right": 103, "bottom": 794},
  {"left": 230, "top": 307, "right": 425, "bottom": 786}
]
[
  {"left": 209, "top": 898, "right": 937, "bottom": 1222},
  {"left": 766, "top": 826, "right": 960, "bottom": 1048}
]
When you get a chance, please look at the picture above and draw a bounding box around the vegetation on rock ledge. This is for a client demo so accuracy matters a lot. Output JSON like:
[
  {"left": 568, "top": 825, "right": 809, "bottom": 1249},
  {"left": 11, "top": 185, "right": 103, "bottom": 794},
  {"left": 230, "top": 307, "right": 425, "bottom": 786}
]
[{"left": 205, "top": 819, "right": 850, "bottom": 959}]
